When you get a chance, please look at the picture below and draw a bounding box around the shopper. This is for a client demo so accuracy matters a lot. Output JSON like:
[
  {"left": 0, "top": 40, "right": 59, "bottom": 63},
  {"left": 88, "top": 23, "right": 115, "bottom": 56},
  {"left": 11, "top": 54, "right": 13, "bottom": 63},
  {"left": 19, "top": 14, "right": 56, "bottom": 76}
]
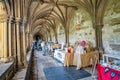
[{"left": 41, "top": 41, "right": 46, "bottom": 56}]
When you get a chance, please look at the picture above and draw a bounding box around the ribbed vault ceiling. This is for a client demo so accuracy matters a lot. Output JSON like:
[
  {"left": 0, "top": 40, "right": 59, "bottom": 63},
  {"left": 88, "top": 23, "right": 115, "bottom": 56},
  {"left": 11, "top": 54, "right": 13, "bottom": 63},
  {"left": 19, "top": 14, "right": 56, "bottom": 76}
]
[
  {"left": 27, "top": 0, "right": 77, "bottom": 37},
  {"left": 2, "top": 0, "right": 112, "bottom": 40}
]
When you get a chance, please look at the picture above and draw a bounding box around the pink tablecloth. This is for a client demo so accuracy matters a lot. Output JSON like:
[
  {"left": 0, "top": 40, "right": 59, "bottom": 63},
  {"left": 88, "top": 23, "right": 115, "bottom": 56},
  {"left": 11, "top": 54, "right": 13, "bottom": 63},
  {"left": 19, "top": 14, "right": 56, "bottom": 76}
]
[{"left": 97, "top": 64, "right": 120, "bottom": 80}]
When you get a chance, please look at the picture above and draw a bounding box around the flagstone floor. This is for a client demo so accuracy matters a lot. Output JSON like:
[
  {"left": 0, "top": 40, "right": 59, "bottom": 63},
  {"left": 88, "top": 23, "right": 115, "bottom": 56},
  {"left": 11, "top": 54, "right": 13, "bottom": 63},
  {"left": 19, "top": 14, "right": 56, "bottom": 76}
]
[
  {"left": 12, "top": 50, "right": 98, "bottom": 80},
  {"left": 34, "top": 50, "right": 98, "bottom": 80}
]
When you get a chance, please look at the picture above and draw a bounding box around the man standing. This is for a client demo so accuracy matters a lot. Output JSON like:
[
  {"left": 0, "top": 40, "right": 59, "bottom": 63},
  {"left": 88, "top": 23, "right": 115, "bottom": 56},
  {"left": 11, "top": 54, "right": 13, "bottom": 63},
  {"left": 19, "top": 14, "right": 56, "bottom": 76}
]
[{"left": 41, "top": 41, "right": 46, "bottom": 56}]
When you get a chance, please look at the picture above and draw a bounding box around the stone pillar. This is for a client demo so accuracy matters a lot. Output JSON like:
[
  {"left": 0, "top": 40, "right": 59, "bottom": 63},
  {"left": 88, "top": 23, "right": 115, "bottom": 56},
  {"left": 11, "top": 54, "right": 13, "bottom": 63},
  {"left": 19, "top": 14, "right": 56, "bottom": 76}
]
[
  {"left": 25, "top": 33, "right": 27, "bottom": 48},
  {"left": 11, "top": 21, "right": 18, "bottom": 71},
  {"left": 65, "top": 26, "right": 69, "bottom": 44},
  {"left": 25, "top": 32, "right": 28, "bottom": 51},
  {"left": 54, "top": 29, "right": 58, "bottom": 43},
  {"left": 11, "top": 22, "right": 16, "bottom": 58},
  {"left": 46, "top": 36, "right": 47, "bottom": 41},
  {"left": 2, "top": 22, "right": 9, "bottom": 62},
  {"left": 64, "top": 6, "right": 69, "bottom": 44},
  {"left": 28, "top": 33, "right": 30, "bottom": 50},
  {"left": 49, "top": 33, "right": 52, "bottom": 41},
  {"left": 0, "top": 23, "right": 3, "bottom": 59},
  {"left": 20, "top": 18, "right": 27, "bottom": 68},
  {"left": 15, "top": 18, "right": 22, "bottom": 66},
  {"left": 30, "top": 34, "right": 33, "bottom": 48},
  {"left": 94, "top": 25, "right": 103, "bottom": 50},
  {"left": 25, "top": 32, "right": 30, "bottom": 51},
  {"left": 8, "top": 16, "right": 13, "bottom": 59}
]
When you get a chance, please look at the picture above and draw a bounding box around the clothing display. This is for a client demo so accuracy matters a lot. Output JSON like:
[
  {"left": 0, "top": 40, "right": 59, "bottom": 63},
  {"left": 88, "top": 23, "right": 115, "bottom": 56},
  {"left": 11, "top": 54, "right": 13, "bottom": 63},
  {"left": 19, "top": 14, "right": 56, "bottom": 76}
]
[
  {"left": 64, "top": 46, "right": 74, "bottom": 67},
  {"left": 80, "top": 51, "right": 99, "bottom": 67},
  {"left": 73, "top": 45, "right": 84, "bottom": 70}
]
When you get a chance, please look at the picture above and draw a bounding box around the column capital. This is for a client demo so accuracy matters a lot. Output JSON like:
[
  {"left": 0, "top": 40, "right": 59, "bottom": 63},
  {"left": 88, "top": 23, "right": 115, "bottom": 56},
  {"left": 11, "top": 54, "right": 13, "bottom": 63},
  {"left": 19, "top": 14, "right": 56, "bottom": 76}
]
[
  {"left": 7, "top": 15, "right": 14, "bottom": 23},
  {"left": 25, "top": 31, "right": 29, "bottom": 34},
  {"left": 22, "top": 17, "right": 27, "bottom": 23},
  {"left": 19, "top": 17, "right": 27, "bottom": 27},
  {"left": 15, "top": 17, "right": 22, "bottom": 24},
  {"left": 20, "top": 20, "right": 26, "bottom": 33}
]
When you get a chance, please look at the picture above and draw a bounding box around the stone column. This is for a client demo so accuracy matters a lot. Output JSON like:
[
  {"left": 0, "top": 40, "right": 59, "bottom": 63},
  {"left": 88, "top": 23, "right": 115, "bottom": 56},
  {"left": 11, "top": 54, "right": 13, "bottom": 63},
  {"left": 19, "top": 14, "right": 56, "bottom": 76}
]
[
  {"left": 30, "top": 34, "right": 33, "bottom": 48},
  {"left": 11, "top": 21, "right": 18, "bottom": 71},
  {"left": 94, "top": 25, "right": 103, "bottom": 50},
  {"left": 65, "top": 26, "right": 69, "bottom": 44},
  {"left": 46, "top": 34, "right": 48, "bottom": 42},
  {"left": 53, "top": 28, "right": 58, "bottom": 43},
  {"left": 15, "top": 18, "right": 22, "bottom": 66},
  {"left": 20, "top": 18, "right": 27, "bottom": 68},
  {"left": 8, "top": 16, "right": 13, "bottom": 59},
  {"left": 49, "top": 33, "right": 52, "bottom": 41},
  {"left": 28, "top": 32, "right": 30, "bottom": 50},
  {"left": 11, "top": 22, "right": 17, "bottom": 58},
  {"left": 25, "top": 32, "right": 28, "bottom": 51},
  {"left": 65, "top": 6, "right": 69, "bottom": 44},
  {"left": 11, "top": 24, "right": 16, "bottom": 58},
  {"left": 0, "top": 23, "right": 3, "bottom": 59},
  {"left": 2, "top": 22, "right": 9, "bottom": 62},
  {"left": 25, "top": 33, "right": 27, "bottom": 48}
]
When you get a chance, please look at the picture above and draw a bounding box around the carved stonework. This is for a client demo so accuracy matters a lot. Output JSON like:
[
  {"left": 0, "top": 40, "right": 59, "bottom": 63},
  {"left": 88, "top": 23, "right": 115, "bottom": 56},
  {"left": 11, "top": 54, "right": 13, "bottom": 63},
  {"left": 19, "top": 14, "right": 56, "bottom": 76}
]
[{"left": 0, "top": 2, "right": 7, "bottom": 23}]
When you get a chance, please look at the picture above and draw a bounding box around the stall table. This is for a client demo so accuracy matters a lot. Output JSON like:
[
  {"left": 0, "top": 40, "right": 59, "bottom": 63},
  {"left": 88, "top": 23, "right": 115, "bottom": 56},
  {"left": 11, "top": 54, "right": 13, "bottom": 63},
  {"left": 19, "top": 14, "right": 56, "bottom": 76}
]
[
  {"left": 54, "top": 49, "right": 66, "bottom": 63},
  {"left": 97, "top": 64, "right": 120, "bottom": 80},
  {"left": 80, "top": 51, "right": 99, "bottom": 67}
]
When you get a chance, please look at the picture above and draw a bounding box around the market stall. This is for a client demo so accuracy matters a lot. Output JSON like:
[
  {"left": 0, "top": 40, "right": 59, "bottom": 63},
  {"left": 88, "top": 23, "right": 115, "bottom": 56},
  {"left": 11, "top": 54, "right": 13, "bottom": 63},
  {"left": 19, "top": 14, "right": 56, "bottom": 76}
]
[
  {"left": 97, "top": 53, "right": 120, "bottom": 80},
  {"left": 54, "top": 49, "right": 66, "bottom": 63}
]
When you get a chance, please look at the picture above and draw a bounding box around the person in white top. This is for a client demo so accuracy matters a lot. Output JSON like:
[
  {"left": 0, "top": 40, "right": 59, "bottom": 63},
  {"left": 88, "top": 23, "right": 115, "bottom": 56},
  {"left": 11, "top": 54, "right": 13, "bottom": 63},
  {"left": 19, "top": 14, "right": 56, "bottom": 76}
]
[
  {"left": 73, "top": 41, "right": 84, "bottom": 70},
  {"left": 41, "top": 41, "right": 46, "bottom": 56}
]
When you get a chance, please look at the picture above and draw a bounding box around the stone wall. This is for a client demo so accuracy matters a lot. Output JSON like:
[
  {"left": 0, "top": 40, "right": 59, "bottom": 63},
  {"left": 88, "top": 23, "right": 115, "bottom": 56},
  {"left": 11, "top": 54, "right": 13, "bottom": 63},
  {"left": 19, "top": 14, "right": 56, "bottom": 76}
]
[
  {"left": 102, "top": 0, "right": 120, "bottom": 54},
  {"left": 57, "top": 9, "right": 96, "bottom": 47},
  {"left": 53, "top": 0, "right": 120, "bottom": 54},
  {"left": 69, "top": 10, "right": 96, "bottom": 47}
]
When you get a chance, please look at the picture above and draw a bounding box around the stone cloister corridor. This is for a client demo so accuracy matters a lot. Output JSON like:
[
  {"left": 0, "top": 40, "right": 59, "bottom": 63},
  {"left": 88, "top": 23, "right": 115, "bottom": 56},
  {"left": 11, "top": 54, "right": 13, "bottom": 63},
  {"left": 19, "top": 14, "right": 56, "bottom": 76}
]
[{"left": 0, "top": 0, "right": 120, "bottom": 80}]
